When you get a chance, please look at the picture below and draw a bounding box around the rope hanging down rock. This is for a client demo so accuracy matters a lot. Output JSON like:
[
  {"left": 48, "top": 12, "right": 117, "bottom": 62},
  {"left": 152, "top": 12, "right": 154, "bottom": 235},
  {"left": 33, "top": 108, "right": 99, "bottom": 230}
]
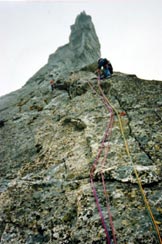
[
  {"left": 89, "top": 76, "right": 162, "bottom": 244},
  {"left": 89, "top": 77, "right": 117, "bottom": 244}
]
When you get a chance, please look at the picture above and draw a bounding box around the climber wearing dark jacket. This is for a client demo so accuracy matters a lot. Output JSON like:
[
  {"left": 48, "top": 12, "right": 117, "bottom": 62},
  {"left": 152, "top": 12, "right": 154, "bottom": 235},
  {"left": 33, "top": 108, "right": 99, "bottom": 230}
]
[
  {"left": 96, "top": 58, "right": 113, "bottom": 79},
  {"left": 50, "top": 79, "right": 55, "bottom": 92}
]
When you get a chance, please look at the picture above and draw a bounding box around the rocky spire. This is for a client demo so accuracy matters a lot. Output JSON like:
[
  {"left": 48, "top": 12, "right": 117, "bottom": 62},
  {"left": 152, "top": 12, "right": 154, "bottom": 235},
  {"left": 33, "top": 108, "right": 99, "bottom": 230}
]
[
  {"left": 24, "top": 11, "right": 100, "bottom": 84},
  {"left": 47, "top": 11, "right": 100, "bottom": 75},
  {"left": 69, "top": 11, "right": 101, "bottom": 63}
]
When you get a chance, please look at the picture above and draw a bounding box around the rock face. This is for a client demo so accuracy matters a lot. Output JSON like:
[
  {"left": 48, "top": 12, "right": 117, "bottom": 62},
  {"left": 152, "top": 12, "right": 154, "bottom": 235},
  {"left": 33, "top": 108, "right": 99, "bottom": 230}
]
[
  {"left": 48, "top": 11, "right": 100, "bottom": 73},
  {"left": 0, "top": 12, "right": 162, "bottom": 244},
  {"left": 26, "top": 11, "right": 100, "bottom": 84}
]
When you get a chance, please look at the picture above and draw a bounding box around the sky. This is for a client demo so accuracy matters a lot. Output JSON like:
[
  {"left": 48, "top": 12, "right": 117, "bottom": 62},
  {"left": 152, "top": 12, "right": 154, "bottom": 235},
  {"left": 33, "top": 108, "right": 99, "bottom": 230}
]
[{"left": 0, "top": 0, "right": 162, "bottom": 97}]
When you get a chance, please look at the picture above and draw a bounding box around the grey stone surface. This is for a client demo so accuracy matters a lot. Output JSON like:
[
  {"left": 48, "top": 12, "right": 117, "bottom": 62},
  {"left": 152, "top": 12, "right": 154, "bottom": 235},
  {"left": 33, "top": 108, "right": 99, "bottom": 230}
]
[
  {"left": 0, "top": 12, "right": 162, "bottom": 244},
  {"left": 25, "top": 11, "right": 100, "bottom": 86}
]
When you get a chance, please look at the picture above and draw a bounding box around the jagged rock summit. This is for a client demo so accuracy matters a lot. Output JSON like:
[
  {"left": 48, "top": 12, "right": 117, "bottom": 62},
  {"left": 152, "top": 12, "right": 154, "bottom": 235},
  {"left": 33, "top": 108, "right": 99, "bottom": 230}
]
[
  {"left": 0, "top": 11, "right": 100, "bottom": 119},
  {"left": 0, "top": 11, "right": 162, "bottom": 244},
  {"left": 48, "top": 11, "right": 100, "bottom": 73},
  {"left": 28, "top": 11, "right": 100, "bottom": 83}
]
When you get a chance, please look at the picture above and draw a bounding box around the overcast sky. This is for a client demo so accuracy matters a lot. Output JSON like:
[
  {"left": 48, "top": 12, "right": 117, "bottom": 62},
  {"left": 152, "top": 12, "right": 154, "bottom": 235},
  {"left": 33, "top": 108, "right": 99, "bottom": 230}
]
[{"left": 0, "top": 0, "right": 162, "bottom": 97}]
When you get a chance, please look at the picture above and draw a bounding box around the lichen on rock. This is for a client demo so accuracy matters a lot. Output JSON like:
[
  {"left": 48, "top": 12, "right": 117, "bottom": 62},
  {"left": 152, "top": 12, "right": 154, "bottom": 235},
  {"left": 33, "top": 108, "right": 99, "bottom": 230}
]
[{"left": 0, "top": 11, "right": 162, "bottom": 244}]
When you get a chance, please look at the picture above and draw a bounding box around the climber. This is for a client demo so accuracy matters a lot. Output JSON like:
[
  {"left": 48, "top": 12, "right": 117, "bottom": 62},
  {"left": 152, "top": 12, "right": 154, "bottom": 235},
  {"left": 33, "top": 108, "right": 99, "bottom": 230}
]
[
  {"left": 96, "top": 58, "right": 113, "bottom": 79},
  {"left": 50, "top": 78, "right": 55, "bottom": 92}
]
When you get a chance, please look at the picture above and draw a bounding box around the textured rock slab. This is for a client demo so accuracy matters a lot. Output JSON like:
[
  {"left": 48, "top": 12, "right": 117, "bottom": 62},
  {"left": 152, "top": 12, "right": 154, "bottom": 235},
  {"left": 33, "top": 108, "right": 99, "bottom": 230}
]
[
  {"left": 0, "top": 10, "right": 162, "bottom": 243},
  {"left": 0, "top": 71, "right": 162, "bottom": 243}
]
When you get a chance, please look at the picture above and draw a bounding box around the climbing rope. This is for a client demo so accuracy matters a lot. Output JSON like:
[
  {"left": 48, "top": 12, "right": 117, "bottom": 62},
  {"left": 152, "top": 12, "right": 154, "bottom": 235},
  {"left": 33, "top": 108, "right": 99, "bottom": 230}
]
[
  {"left": 91, "top": 76, "right": 162, "bottom": 243},
  {"left": 89, "top": 79, "right": 117, "bottom": 244},
  {"left": 106, "top": 98, "right": 162, "bottom": 244}
]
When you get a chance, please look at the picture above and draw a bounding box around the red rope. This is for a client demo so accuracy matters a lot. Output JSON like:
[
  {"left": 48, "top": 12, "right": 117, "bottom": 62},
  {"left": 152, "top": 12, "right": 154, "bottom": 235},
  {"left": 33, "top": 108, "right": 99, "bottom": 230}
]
[
  {"left": 98, "top": 79, "right": 117, "bottom": 244},
  {"left": 89, "top": 77, "right": 117, "bottom": 244}
]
